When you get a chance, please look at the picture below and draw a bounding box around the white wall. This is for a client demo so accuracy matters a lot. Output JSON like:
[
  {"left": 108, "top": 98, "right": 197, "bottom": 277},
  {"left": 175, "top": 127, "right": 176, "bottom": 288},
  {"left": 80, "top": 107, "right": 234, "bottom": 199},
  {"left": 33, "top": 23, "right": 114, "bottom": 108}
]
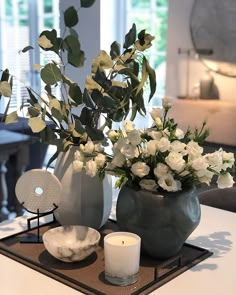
[{"left": 166, "top": 0, "right": 236, "bottom": 101}]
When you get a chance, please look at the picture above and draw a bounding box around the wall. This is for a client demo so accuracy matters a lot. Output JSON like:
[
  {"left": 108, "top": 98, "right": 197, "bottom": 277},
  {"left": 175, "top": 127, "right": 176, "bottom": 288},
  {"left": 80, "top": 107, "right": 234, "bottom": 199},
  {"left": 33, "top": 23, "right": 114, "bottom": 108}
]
[
  {"left": 166, "top": 0, "right": 236, "bottom": 101},
  {"left": 60, "top": 0, "right": 101, "bottom": 88}
]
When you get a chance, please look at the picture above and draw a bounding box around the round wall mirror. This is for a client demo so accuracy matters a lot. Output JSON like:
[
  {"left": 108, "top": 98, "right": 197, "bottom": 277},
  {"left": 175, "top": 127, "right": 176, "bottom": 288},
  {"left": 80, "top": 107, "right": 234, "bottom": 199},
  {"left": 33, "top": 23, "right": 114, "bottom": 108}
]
[{"left": 190, "top": 0, "right": 236, "bottom": 77}]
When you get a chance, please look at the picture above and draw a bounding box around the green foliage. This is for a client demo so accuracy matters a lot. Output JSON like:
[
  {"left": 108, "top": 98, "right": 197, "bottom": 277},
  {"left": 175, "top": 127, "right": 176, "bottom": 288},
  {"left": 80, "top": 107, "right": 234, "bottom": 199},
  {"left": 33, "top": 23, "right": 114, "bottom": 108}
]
[{"left": 2, "top": 2, "right": 157, "bottom": 162}]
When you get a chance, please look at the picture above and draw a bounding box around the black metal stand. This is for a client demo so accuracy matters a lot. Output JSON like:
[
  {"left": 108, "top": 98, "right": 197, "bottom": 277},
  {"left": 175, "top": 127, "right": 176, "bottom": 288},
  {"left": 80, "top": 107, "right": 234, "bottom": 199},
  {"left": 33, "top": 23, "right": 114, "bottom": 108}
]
[{"left": 20, "top": 202, "right": 58, "bottom": 244}]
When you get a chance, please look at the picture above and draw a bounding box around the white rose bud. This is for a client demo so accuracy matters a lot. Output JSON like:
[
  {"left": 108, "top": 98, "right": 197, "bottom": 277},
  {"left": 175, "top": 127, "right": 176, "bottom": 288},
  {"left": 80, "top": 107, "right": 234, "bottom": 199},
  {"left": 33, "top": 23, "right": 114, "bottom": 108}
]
[
  {"left": 139, "top": 179, "right": 158, "bottom": 191},
  {"left": 162, "top": 96, "right": 173, "bottom": 108},
  {"left": 84, "top": 141, "right": 95, "bottom": 154},
  {"left": 124, "top": 120, "right": 135, "bottom": 133},
  {"left": 85, "top": 160, "right": 98, "bottom": 177},
  {"left": 107, "top": 129, "right": 119, "bottom": 141},
  {"left": 131, "top": 162, "right": 150, "bottom": 178},
  {"left": 175, "top": 128, "right": 184, "bottom": 139},
  {"left": 74, "top": 150, "right": 84, "bottom": 161},
  {"left": 205, "top": 150, "right": 223, "bottom": 172},
  {"left": 170, "top": 140, "right": 187, "bottom": 154},
  {"left": 73, "top": 160, "right": 84, "bottom": 172},
  {"left": 95, "top": 153, "right": 106, "bottom": 167},
  {"left": 217, "top": 172, "right": 235, "bottom": 189},
  {"left": 150, "top": 107, "right": 163, "bottom": 120},
  {"left": 222, "top": 151, "right": 235, "bottom": 170}
]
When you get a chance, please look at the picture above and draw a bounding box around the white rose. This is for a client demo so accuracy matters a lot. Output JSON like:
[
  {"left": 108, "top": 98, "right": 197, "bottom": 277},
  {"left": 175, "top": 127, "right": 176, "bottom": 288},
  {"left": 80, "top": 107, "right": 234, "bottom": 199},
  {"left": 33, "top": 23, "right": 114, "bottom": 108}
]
[
  {"left": 147, "top": 130, "right": 162, "bottom": 140},
  {"left": 74, "top": 150, "right": 84, "bottom": 161},
  {"left": 222, "top": 151, "right": 235, "bottom": 170},
  {"left": 73, "top": 160, "right": 84, "bottom": 172},
  {"left": 205, "top": 150, "right": 223, "bottom": 172},
  {"left": 191, "top": 156, "right": 208, "bottom": 171},
  {"left": 131, "top": 162, "right": 150, "bottom": 178},
  {"left": 150, "top": 107, "right": 163, "bottom": 120},
  {"left": 107, "top": 129, "right": 118, "bottom": 141},
  {"left": 85, "top": 160, "right": 98, "bottom": 177},
  {"left": 120, "top": 144, "right": 138, "bottom": 159},
  {"left": 157, "top": 137, "right": 170, "bottom": 152},
  {"left": 154, "top": 163, "right": 169, "bottom": 178},
  {"left": 127, "top": 129, "right": 142, "bottom": 146},
  {"left": 95, "top": 153, "right": 106, "bottom": 167},
  {"left": 139, "top": 179, "right": 158, "bottom": 191},
  {"left": 186, "top": 140, "right": 203, "bottom": 160},
  {"left": 84, "top": 141, "right": 95, "bottom": 154},
  {"left": 217, "top": 172, "right": 235, "bottom": 189},
  {"left": 124, "top": 120, "right": 134, "bottom": 132},
  {"left": 111, "top": 152, "right": 126, "bottom": 167},
  {"left": 170, "top": 140, "right": 187, "bottom": 154},
  {"left": 158, "top": 174, "right": 181, "bottom": 192},
  {"left": 195, "top": 169, "right": 213, "bottom": 185},
  {"left": 116, "top": 137, "right": 129, "bottom": 150},
  {"left": 165, "top": 151, "right": 185, "bottom": 171},
  {"left": 175, "top": 128, "right": 184, "bottom": 139},
  {"left": 146, "top": 140, "right": 158, "bottom": 156}
]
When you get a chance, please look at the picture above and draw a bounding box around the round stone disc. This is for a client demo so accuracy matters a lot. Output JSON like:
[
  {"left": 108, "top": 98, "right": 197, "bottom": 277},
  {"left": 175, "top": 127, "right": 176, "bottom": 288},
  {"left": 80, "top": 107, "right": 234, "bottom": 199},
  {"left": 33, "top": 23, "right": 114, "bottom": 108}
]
[{"left": 15, "top": 169, "right": 62, "bottom": 213}]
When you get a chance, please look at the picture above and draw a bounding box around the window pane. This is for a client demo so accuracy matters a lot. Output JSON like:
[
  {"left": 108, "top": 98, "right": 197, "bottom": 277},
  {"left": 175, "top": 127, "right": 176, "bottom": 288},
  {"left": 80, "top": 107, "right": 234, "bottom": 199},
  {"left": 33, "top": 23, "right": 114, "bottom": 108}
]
[
  {"left": 44, "top": 0, "right": 53, "bottom": 13},
  {"left": 131, "top": 0, "right": 150, "bottom": 9},
  {"left": 156, "top": 0, "right": 168, "bottom": 7},
  {"left": 5, "top": 0, "right": 13, "bottom": 16}
]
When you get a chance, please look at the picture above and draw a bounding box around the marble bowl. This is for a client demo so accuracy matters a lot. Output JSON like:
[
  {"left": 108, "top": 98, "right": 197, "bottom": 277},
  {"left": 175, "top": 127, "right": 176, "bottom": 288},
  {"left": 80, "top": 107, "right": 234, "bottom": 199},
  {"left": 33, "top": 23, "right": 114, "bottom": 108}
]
[{"left": 42, "top": 225, "right": 101, "bottom": 262}]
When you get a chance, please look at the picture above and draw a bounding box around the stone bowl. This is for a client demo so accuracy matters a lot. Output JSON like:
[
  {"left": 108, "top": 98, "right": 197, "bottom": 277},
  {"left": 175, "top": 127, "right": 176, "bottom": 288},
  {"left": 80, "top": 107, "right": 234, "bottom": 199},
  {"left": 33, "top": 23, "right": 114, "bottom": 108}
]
[{"left": 42, "top": 225, "right": 101, "bottom": 262}]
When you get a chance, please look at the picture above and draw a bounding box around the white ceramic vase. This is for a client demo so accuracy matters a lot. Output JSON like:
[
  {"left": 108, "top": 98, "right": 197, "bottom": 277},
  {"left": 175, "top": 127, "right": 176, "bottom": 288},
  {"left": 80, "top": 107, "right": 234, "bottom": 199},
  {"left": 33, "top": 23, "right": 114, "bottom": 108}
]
[{"left": 53, "top": 146, "right": 112, "bottom": 229}]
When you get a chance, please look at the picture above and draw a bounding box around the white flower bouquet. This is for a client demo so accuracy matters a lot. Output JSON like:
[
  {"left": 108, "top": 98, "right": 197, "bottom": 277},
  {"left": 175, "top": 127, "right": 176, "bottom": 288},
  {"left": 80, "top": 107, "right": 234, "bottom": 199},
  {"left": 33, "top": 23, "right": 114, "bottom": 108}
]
[{"left": 73, "top": 98, "right": 235, "bottom": 192}]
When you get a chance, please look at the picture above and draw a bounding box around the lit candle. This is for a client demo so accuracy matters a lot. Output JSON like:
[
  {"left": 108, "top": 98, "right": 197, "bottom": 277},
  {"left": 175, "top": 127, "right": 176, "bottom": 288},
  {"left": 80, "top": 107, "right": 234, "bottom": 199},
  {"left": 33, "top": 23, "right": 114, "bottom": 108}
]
[{"left": 104, "top": 232, "right": 141, "bottom": 286}]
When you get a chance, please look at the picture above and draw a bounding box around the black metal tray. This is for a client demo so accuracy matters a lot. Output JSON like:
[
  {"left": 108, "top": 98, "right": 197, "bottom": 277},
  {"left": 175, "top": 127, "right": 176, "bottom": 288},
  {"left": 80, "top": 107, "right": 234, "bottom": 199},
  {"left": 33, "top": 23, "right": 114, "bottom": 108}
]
[{"left": 0, "top": 218, "right": 213, "bottom": 295}]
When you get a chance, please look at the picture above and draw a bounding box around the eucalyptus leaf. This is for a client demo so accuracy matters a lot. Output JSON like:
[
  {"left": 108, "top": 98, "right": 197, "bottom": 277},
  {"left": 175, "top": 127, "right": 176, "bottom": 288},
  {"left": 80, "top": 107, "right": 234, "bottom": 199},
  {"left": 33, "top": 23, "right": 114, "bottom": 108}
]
[
  {"left": 64, "top": 6, "right": 79, "bottom": 28},
  {"left": 21, "top": 45, "right": 34, "bottom": 53},
  {"left": 51, "top": 107, "right": 63, "bottom": 123},
  {"left": 39, "top": 29, "right": 59, "bottom": 53},
  {"left": 83, "top": 88, "right": 95, "bottom": 108},
  {"left": 5, "top": 111, "right": 18, "bottom": 124},
  {"left": 0, "top": 81, "right": 12, "bottom": 97},
  {"left": 110, "top": 41, "right": 121, "bottom": 59},
  {"left": 69, "top": 83, "right": 83, "bottom": 105},
  {"left": 28, "top": 106, "right": 40, "bottom": 117},
  {"left": 28, "top": 117, "right": 46, "bottom": 133},
  {"left": 80, "top": 107, "right": 93, "bottom": 126},
  {"left": 146, "top": 59, "right": 157, "bottom": 101},
  {"left": 74, "top": 119, "right": 85, "bottom": 134},
  {"left": 123, "top": 23, "right": 136, "bottom": 49},
  {"left": 136, "top": 56, "right": 148, "bottom": 95},
  {"left": 41, "top": 63, "right": 61, "bottom": 85},
  {"left": 80, "top": 0, "right": 96, "bottom": 8},
  {"left": 85, "top": 126, "right": 104, "bottom": 141},
  {"left": 68, "top": 50, "right": 85, "bottom": 67}
]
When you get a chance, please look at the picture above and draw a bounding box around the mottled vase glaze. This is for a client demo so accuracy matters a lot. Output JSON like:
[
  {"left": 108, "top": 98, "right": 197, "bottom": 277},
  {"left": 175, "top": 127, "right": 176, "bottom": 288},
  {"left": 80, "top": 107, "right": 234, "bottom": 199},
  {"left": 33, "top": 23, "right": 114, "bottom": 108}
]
[{"left": 116, "top": 185, "right": 201, "bottom": 259}]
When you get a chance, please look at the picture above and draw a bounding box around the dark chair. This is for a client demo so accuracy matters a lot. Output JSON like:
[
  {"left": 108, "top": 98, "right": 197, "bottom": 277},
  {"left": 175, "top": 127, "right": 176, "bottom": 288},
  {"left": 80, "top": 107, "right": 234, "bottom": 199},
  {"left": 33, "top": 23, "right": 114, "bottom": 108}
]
[{"left": 199, "top": 187, "right": 236, "bottom": 213}]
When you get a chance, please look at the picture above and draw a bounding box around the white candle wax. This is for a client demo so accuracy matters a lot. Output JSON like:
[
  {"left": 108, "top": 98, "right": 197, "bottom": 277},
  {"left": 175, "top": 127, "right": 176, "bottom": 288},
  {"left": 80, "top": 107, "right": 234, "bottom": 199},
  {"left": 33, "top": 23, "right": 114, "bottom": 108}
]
[{"left": 104, "top": 232, "right": 141, "bottom": 282}]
